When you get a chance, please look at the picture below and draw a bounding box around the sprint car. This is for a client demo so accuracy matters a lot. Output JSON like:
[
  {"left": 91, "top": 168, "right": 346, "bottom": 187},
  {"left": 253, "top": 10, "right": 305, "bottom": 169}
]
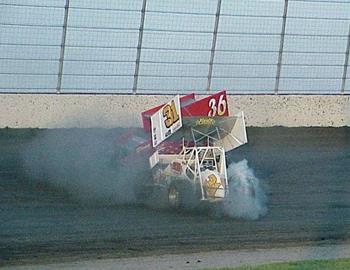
[{"left": 115, "top": 90, "right": 248, "bottom": 209}]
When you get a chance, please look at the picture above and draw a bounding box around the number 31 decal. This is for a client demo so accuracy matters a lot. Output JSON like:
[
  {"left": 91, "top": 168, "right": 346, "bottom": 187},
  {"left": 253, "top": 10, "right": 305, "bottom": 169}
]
[
  {"left": 208, "top": 94, "right": 227, "bottom": 117},
  {"left": 163, "top": 100, "right": 180, "bottom": 128}
]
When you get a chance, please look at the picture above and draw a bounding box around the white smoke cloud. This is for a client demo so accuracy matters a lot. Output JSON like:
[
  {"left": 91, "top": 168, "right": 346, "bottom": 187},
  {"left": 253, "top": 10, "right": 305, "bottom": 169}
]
[
  {"left": 22, "top": 129, "right": 268, "bottom": 220},
  {"left": 224, "top": 159, "right": 268, "bottom": 220},
  {"left": 22, "top": 129, "right": 148, "bottom": 205}
]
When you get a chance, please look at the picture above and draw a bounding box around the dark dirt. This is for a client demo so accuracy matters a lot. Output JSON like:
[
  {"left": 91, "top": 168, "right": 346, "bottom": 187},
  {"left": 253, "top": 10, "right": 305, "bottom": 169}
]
[{"left": 1, "top": 127, "right": 350, "bottom": 266}]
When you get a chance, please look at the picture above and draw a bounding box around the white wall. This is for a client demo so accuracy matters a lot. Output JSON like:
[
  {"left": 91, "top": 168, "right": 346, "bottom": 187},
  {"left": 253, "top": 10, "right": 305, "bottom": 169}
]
[{"left": 1, "top": 94, "right": 349, "bottom": 128}]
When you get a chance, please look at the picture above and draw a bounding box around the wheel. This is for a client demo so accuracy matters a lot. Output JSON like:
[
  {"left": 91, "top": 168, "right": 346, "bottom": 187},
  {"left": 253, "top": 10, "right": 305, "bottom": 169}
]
[
  {"left": 134, "top": 171, "right": 154, "bottom": 204},
  {"left": 167, "top": 180, "right": 199, "bottom": 210},
  {"left": 135, "top": 184, "right": 154, "bottom": 203},
  {"left": 168, "top": 183, "right": 180, "bottom": 209},
  {"left": 209, "top": 201, "right": 226, "bottom": 218}
]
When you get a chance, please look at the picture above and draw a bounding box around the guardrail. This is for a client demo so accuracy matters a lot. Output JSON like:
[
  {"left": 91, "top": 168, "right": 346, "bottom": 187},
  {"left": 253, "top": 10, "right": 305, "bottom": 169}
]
[{"left": 0, "top": 0, "right": 349, "bottom": 94}]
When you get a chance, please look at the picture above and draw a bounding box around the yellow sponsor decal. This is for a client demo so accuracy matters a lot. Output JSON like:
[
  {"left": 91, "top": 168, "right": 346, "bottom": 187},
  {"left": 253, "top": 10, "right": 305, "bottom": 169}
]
[
  {"left": 206, "top": 174, "right": 218, "bottom": 188},
  {"left": 195, "top": 118, "right": 215, "bottom": 126},
  {"left": 205, "top": 174, "right": 221, "bottom": 198},
  {"left": 163, "top": 100, "right": 180, "bottom": 128}
]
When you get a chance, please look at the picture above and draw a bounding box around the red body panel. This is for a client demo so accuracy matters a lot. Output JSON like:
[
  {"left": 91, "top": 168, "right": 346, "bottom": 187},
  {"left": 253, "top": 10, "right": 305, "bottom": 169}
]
[
  {"left": 116, "top": 90, "right": 230, "bottom": 159},
  {"left": 141, "top": 93, "right": 195, "bottom": 132},
  {"left": 141, "top": 90, "right": 228, "bottom": 132},
  {"left": 181, "top": 90, "right": 228, "bottom": 117}
]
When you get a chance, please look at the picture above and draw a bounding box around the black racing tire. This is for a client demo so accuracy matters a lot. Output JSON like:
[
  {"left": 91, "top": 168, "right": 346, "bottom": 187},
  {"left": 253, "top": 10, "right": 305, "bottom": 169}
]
[
  {"left": 134, "top": 171, "right": 154, "bottom": 204},
  {"left": 135, "top": 184, "right": 154, "bottom": 204},
  {"left": 208, "top": 200, "right": 226, "bottom": 218},
  {"left": 168, "top": 180, "right": 199, "bottom": 210},
  {"left": 168, "top": 183, "right": 180, "bottom": 209}
]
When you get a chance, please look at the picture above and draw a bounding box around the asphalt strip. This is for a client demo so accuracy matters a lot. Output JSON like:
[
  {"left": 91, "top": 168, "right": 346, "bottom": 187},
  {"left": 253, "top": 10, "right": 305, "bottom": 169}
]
[{"left": 3, "top": 244, "right": 350, "bottom": 270}]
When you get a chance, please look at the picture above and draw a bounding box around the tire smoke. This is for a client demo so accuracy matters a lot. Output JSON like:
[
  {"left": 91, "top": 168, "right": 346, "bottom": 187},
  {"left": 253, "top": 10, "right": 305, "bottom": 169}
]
[
  {"left": 22, "top": 129, "right": 146, "bottom": 205},
  {"left": 22, "top": 130, "right": 268, "bottom": 219},
  {"left": 224, "top": 159, "right": 268, "bottom": 220}
]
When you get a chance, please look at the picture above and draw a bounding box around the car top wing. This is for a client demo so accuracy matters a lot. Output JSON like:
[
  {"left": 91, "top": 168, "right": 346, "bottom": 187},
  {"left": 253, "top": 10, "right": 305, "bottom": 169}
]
[
  {"left": 170, "top": 113, "right": 248, "bottom": 152},
  {"left": 141, "top": 90, "right": 229, "bottom": 133},
  {"left": 141, "top": 93, "right": 194, "bottom": 132},
  {"left": 181, "top": 90, "right": 229, "bottom": 117},
  {"left": 150, "top": 95, "right": 183, "bottom": 147}
]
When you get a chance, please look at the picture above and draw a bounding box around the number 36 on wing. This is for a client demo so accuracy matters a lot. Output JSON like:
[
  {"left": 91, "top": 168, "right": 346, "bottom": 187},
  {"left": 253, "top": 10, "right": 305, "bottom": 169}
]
[{"left": 181, "top": 90, "right": 228, "bottom": 117}]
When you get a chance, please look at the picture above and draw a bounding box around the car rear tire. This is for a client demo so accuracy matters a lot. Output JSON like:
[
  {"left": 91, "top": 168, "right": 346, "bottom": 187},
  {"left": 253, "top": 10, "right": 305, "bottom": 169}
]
[
  {"left": 168, "top": 183, "right": 180, "bottom": 209},
  {"left": 168, "top": 180, "right": 198, "bottom": 210}
]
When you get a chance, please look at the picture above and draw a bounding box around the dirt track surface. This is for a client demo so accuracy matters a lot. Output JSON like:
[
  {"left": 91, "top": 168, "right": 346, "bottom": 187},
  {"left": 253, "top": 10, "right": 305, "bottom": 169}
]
[
  {"left": 3, "top": 244, "right": 350, "bottom": 270},
  {"left": 1, "top": 128, "right": 350, "bottom": 266}
]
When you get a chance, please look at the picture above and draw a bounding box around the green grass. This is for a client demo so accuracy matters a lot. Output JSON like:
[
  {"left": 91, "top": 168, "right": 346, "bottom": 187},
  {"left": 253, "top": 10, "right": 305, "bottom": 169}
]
[{"left": 209, "top": 258, "right": 350, "bottom": 270}]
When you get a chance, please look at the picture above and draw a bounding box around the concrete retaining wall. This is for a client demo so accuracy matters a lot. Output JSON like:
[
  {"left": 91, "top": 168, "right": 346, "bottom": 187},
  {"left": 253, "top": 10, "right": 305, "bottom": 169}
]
[{"left": 1, "top": 94, "right": 350, "bottom": 128}]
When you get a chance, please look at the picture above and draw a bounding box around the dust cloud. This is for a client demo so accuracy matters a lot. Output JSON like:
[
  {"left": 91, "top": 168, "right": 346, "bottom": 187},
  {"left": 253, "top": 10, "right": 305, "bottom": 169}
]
[
  {"left": 224, "top": 159, "right": 268, "bottom": 220},
  {"left": 22, "top": 129, "right": 268, "bottom": 219},
  {"left": 22, "top": 129, "right": 148, "bottom": 205}
]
